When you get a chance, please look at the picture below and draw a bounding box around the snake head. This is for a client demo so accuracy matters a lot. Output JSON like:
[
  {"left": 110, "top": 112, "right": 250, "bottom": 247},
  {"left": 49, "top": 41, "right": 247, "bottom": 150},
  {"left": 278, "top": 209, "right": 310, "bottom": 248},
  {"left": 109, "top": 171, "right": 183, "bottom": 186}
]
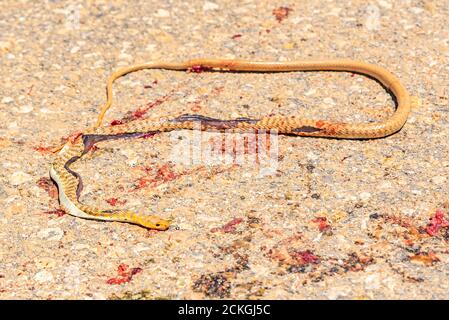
[{"left": 139, "top": 215, "right": 170, "bottom": 231}]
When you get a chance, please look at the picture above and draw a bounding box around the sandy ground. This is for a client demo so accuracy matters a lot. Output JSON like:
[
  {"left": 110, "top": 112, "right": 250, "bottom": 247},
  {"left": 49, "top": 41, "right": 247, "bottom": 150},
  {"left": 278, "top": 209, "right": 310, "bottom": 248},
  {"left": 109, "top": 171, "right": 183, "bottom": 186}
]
[{"left": 0, "top": 0, "right": 448, "bottom": 299}]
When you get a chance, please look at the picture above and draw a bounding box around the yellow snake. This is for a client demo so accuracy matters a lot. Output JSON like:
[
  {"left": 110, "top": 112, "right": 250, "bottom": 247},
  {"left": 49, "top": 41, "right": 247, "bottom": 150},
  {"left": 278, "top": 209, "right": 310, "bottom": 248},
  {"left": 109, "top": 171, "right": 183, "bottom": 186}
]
[{"left": 49, "top": 59, "right": 411, "bottom": 230}]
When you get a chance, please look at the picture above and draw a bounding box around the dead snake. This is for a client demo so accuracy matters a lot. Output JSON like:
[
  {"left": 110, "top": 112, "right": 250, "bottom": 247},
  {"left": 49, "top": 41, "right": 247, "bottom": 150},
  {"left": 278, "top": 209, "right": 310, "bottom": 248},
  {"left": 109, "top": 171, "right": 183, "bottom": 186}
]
[{"left": 50, "top": 59, "right": 411, "bottom": 230}]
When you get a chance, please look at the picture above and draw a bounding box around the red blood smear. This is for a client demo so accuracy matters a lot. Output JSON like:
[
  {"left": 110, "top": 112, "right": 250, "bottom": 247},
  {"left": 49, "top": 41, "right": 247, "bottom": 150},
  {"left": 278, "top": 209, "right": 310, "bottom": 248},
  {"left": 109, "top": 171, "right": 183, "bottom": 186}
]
[
  {"left": 231, "top": 34, "right": 242, "bottom": 39},
  {"left": 425, "top": 209, "right": 449, "bottom": 236},
  {"left": 132, "top": 107, "right": 148, "bottom": 119},
  {"left": 131, "top": 267, "right": 143, "bottom": 275},
  {"left": 131, "top": 98, "right": 165, "bottom": 120},
  {"left": 117, "top": 263, "right": 128, "bottom": 276},
  {"left": 106, "top": 264, "right": 142, "bottom": 285},
  {"left": 87, "top": 144, "right": 99, "bottom": 152},
  {"left": 106, "top": 198, "right": 127, "bottom": 206},
  {"left": 291, "top": 250, "right": 320, "bottom": 265},
  {"left": 65, "top": 131, "right": 83, "bottom": 144},
  {"left": 33, "top": 145, "right": 53, "bottom": 154},
  {"left": 130, "top": 164, "right": 178, "bottom": 191},
  {"left": 211, "top": 218, "right": 244, "bottom": 233},
  {"left": 111, "top": 97, "right": 167, "bottom": 126},
  {"left": 189, "top": 65, "right": 211, "bottom": 73},
  {"left": 110, "top": 119, "right": 123, "bottom": 126},
  {"left": 44, "top": 209, "right": 66, "bottom": 217},
  {"left": 37, "top": 177, "right": 58, "bottom": 199},
  {"left": 139, "top": 133, "right": 157, "bottom": 139},
  {"left": 106, "top": 277, "right": 128, "bottom": 285},
  {"left": 311, "top": 217, "right": 331, "bottom": 232},
  {"left": 272, "top": 6, "right": 292, "bottom": 23},
  {"left": 155, "top": 164, "right": 177, "bottom": 181}
]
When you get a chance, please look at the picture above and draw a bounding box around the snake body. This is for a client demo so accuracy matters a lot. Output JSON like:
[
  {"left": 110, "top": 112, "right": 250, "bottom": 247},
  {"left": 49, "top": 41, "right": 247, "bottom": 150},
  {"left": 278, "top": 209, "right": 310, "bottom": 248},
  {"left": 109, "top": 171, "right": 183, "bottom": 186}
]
[{"left": 50, "top": 59, "right": 411, "bottom": 230}]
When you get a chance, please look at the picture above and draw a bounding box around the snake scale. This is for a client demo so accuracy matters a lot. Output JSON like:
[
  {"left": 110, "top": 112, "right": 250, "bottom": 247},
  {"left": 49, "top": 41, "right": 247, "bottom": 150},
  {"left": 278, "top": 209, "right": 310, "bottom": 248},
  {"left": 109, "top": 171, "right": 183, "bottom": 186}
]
[{"left": 50, "top": 59, "right": 411, "bottom": 230}]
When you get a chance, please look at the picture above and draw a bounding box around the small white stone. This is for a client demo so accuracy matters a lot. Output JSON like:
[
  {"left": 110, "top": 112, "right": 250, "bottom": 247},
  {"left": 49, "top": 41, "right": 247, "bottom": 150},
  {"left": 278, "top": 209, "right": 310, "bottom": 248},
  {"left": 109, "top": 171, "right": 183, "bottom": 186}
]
[
  {"left": 70, "top": 46, "right": 80, "bottom": 54},
  {"left": 364, "top": 274, "right": 381, "bottom": 290},
  {"left": 323, "top": 97, "right": 335, "bottom": 105},
  {"left": 72, "top": 243, "right": 91, "bottom": 251},
  {"left": 325, "top": 286, "right": 350, "bottom": 300},
  {"left": 379, "top": 181, "right": 392, "bottom": 189},
  {"left": 118, "top": 52, "right": 133, "bottom": 61},
  {"left": 306, "top": 152, "right": 318, "bottom": 160},
  {"left": 155, "top": 9, "right": 170, "bottom": 17},
  {"left": 1, "top": 97, "right": 14, "bottom": 104},
  {"left": 304, "top": 88, "right": 316, "bottom": 96},
  {"left": 203, "top": 1, "right": 219, "bottom": 10},
  {"left": 377, "top": 0, "right": 392, "bottom": 9},
  {"left": 18, "top": 105, "right": 33, "bottom": 113},
  {"left": 410, "top": 7, "right": 424, "bottom": 14},
  {"left": 133, "top": 243, "right": 151, "bottom": 254},
  {"left": 361, "top": 216, "right": 370, "bottom": 230},
  {"left": 34, "top": 270, "right": 54, "bottom": 283},
  {"left": 360, "top": 192, "right": 371, "bottom": 200},
  {"left": 10, "top": 171, "right": 32, "bottom": 185},
  {"left": 431, "top": 176, "right": 446, "bottom": 184},
  {"left": 37, "top": 227, "right": 64, "bottom": 241}
]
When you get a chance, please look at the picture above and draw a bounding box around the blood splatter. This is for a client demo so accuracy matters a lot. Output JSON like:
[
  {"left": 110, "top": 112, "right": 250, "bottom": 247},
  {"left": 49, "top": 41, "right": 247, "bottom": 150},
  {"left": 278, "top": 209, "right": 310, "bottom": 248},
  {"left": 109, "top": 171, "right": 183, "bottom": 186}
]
[
  {"left": 36, "top": 177, "right": 58, "bottom": 199},
  {"left": 110, "top": 120, "right": 123, "bottom": 126},
  {"left": 62, "top": 131, "right": 83, "bottom": 144},
  {"left": 211, "top": 218, "right": 244, "bottom": 233},
  {"left": 425, "top": 209, "right": 449, "bottom": 236},
  {"left": 311, "top": 216, "right": 331, "bottom": 232},
  {"left": 44, "top": 209, "right": 66, "bottom": 217},
  {"left": 188, "top": 65, "right": 211, "bottom": 73},
  {"left": 105, "top": 198, "right": 127, "bottom": 206},
  {"left": 110, "top": 95, "right": 169, "bottom": 126},
  {"left": 290, "top": 250, "right": 320, "bottom": 265},
  {"left": 33, "top": 145, "right": 53, "bottom": 154},
  {"left": 130, "top": 163, "right": 179, "bottom": 191},
  {"left": 106, "top": 263, "right": 142, "bottom": 285},
  {"left": 272, "top": 6, "right": 292, "bottom": 23}
]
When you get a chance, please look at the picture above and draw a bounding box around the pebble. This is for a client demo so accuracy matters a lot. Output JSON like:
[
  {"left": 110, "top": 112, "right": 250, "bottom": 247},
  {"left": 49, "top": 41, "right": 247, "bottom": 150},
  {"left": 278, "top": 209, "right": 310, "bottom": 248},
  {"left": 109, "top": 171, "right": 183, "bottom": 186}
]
[
  {"left": 118, "top": 52, "right": 133, "bottom": 61},
  {"left": 325, "top": 286, "right": 350, "bottom": 300},
  {"left": 323, "top": 97, "right": 336, "bottom": 105},
  {"left": 203, "top": 1, "right": 219, "bottom": 10},
  {"left": 37, "top": 227, "right": 64, "bottom": 241},
  {"left": 431, "top": 176, "right": 446, "bottom": 184},
  {"left": 155, "top": 9, "right": 170, "bottom": 17},
  {"left": 133, "top": 243, "right": 151, "bottom": 254},
  {"left": 377, "top": 0, "right": 392, "bottom": 9},
  {"left": 378, "top": 181, "right": 392, "bottom": 189},
  {"left": 34, "top": 270, "right": 54, "bottom": 283},
  {"left": 1, "top": 97, "right": 14, "bottom": 104},
  {"left": 304, "top": 88, "right": 316, "bottom": 96},
  {"left": 17, "top": 105, "right": 33, "bottom": 113},
  {"left": 364, "top": 274, "right": 381, "bottom": 290},
  {"left": 359, "top": 192, "right": 371, "bottom": 200},
  {"left": 9, "top": 171, "right": 32, "bottom": 185}
]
